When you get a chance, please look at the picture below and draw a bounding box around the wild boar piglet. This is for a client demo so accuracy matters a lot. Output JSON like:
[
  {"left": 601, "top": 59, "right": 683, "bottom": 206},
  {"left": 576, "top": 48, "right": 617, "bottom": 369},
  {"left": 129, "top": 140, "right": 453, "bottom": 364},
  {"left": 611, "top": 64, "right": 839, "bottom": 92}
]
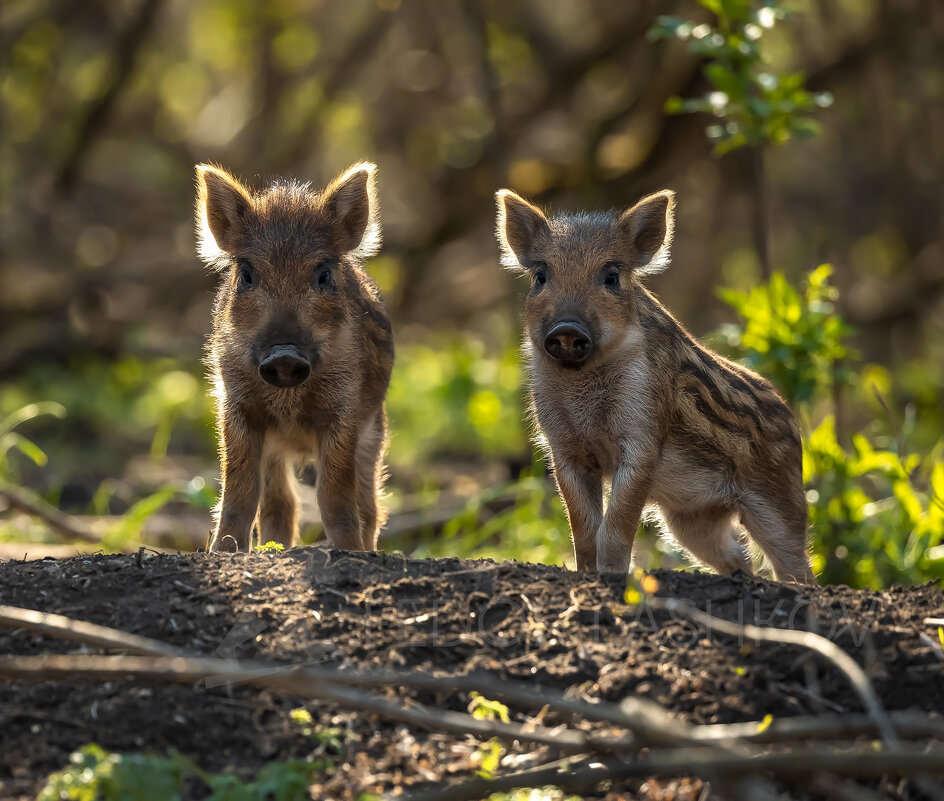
[
  {"left": 496, "top": 188, "right": 814, "bottom": 583},
  {"left": 196, "top": 162, "right": 393, "bottom": 553}
]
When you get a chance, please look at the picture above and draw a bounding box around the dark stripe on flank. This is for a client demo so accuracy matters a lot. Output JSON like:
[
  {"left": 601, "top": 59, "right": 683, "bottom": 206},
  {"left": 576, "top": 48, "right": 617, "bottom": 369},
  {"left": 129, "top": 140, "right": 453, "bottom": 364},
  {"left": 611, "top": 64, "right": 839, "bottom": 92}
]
[
  {"left": 679, "top": 361, "right": 765, "bottom": 433},
  {"left": 691, "top": 394, "right": 752, "bottom": 436},
  {"left": 696, "top": 348, "right": 764, "bottom": 400}
]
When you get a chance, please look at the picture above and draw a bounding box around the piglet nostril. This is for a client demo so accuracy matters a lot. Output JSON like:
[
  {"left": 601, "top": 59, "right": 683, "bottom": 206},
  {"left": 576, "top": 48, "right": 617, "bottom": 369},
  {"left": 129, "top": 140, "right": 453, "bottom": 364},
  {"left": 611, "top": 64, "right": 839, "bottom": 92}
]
[
  {"left": 543, "top": 322, "right": 593, "bottom": 366},
  {"left": 259, "top": 345, "right": 311, "bottom": 388}
]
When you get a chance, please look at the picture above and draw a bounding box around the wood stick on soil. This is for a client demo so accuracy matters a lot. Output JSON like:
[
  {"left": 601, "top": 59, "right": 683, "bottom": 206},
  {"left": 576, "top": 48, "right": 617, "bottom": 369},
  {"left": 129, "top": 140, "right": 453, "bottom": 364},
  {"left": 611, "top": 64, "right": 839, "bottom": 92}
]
[
  {"left": 0, "top": 605, "right": 188, "bottom": 658},
  {"left": 0, "top": 601, "right": 914, "bottom": 750},
  {"left": 0, "top": 653, "right": 594, "bottom": 754},
  {"left": 644, "top": 597, "right": 899, "bottom": 745},
  {"left": 697, "top": 710, "right": 944, "bottom": 744},
  {"left": 0, "top": 602, "right": 677, "bottom": 744},
  {"left": 397, "top": 745, "right": 944, "bottom": 801}
]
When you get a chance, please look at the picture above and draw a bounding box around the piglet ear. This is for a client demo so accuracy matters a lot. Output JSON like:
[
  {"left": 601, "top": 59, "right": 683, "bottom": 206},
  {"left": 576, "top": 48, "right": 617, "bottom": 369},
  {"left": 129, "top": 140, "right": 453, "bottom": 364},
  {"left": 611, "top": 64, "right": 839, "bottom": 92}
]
[
  {"left": 618, "top": 190, "right": 676, "bottom": 274},
  {"left": 321, "top": 162, "right": 381, "bottom": 259},
  {"left": 495, "top": 189, "right": 550, "bottom": 270},
  {"left": 195, "top": 165, "right": 255, "bottom": 264}
]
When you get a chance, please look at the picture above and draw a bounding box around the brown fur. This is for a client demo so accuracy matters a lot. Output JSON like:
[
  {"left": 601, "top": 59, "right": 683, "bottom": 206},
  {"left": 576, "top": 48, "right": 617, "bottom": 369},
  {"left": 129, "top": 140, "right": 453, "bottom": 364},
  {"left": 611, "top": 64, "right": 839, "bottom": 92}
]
[
  {"left": 495, "top": 189, "right": 815, "bottom": 583},
  {"left": 195, "top": 162, "right": 393, "bottom": 552}
]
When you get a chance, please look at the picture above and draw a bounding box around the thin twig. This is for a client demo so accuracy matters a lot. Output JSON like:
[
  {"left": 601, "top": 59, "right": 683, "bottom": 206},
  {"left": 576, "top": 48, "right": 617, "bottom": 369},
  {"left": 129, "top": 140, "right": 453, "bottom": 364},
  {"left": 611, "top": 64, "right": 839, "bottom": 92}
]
[
  {"left": 0, "top": 654, "right": 595, "bottom": 754},
  {"left": 0, "top": 605, "right": 187, "bottom": 658},
  {"left": 397, "top": 745, "right": 944, "bottom": 801},
  {"left": 645, "top": 597, "right": 899, "bottom": 745},
  {"left": 697, "top": 710, "right": 944, "bottom": 744}
]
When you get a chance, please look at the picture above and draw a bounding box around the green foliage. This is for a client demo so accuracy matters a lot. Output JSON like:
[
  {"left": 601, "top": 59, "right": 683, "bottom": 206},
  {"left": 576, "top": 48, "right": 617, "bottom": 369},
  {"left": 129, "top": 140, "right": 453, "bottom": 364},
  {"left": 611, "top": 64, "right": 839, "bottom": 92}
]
[
  {"left": 0, "top": 365, "right": 214, "bottom": 549},
  {"left": 289, "top": 708, "right": 347, "bottom": 754},
  {"left": 99, "top": 485, "right": 182, "bottom": 551},
  {"left": 257, "top": 540, "right": 286, "bottom": 553},
  {"left": 0, "top": 402, "right": 66, "bottom": 480},
  {"left": 719, "top": 267, "right": 944, "bottom": 588},
  {"left": 0, "top": 356, "right": 215, "bottom": 477},
  {"left": 387, "top": 339, "right": 526, "bottom": 469},
  {"left": 416, "top": 469, "right": 572, "bottom": 567},
  {"left": 38, "top": 744, "right": 316, "bottom": 801},
  {"left": 466, "top": 693, "right": 510, "bottom": 779},
  {"left": 715, "top": 264, "right": 853, "bottom": 407},
  {"left": 468, "top": 692, "right": 510, "bottom": 724},
  {"left": 804, "top": 417, "right": 944, "bottom": 588},
  {"left": 649, "top": 0, "right": 833, "bottom": 153}
]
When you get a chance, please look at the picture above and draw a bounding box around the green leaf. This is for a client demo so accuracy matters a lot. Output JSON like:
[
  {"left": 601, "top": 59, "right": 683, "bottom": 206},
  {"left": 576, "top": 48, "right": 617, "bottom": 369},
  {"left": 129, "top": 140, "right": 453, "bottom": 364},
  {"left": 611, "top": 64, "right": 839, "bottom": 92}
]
[
  {"left": 0, "top": 401, "right": 66, "bottom": 438},
  {"left": 697, "top": 0, "right": 724, "bottom": 14},
  {"left": 0, "top": 432, "right": 48, "bottom": 465},
  {"left": 704, "top": 62, "right": 742, "bottom": 98}
]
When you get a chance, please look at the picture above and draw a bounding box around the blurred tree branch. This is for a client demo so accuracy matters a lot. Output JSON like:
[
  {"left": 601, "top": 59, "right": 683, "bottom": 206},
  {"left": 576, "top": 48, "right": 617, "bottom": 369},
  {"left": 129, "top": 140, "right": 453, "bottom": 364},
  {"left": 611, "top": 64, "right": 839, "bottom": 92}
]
[{"left": 54, "top": 0, "right": 163, "bottom": 194}]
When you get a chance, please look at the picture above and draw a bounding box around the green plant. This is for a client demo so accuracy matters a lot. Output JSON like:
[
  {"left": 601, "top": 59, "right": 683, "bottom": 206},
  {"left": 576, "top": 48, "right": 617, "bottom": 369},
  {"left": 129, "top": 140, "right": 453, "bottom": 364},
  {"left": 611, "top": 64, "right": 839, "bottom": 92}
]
[
  {"left": 289, "top": 708, "right": 347, "bottom": 755},
  {"left": 257, "top": 540, "right": 286, "bottom": 553},
  {"left": 386, "top": 339, "right": 526, "bottom": 470},
  {"left": 719, "top": 266, "right": 944, "bottom": 588},
  {"left": 416, "top": 467, "right": 572, "bottom": 567},
  {"left": 648, "top": 0, "right": 833, "bottom": 155},
  {"left": 467, "top": 693, "right": 511, "bottom": 778},
  {"left": 803, "top": 416, "right": 943, "bottom": 588},
  {"left": 0, "top": 356, "right": 217, "bottom": 478},
  {"left": 0, "top": 363, "right": 217, "bottom": 550},
  {"left": 0, "top": 401, "right": 66, "bottom": 480},
  {"left": 38, "top": 744, "right": 317, "bottom": 801},
  {"left": 715, "top": 264, "right": 853, "bottom": 408},
  {"left": 468, "top": 692, "right": 511, "bottom": 724},
  {"left": 649, "top": 0, "right": 833, "bottom": 278}
]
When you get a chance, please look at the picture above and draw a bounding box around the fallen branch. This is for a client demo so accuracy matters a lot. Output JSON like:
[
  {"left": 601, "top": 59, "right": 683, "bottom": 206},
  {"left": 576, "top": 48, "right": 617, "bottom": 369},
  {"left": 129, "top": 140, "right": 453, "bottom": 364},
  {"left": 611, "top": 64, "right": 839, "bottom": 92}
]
[
  {"left": 0, "top": 599, "right": 917, "bottom": 750},
  {"left": 1, "top": 601, "right": 941, "bottom": 798},
  {"left": 698, "top": 710, "right": 944, "bottom": 744},
  {"left": 398, "top": 745, "right": 944, "bottom": 801},
  {"left": 0, "top": 653, "right": 600, "bottom": 755},
  {"left": 0, "top": 602, "right": 645, "bottom": 741},
  {"left": 0, "top": 481, "right": 102, "bottom": 544},
  {"left": 644, "top": 597, "right": 899, "bottom": 745},
  {"left": 0, "top": 605, "right": 187, "bottom": 658}
]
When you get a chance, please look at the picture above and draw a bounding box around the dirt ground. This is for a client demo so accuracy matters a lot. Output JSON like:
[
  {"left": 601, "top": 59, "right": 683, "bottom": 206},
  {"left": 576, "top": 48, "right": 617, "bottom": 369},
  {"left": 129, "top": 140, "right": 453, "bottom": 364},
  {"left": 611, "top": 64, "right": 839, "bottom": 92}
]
[{"left": 0, "top": 549, "right": 942, "bottom": 800}]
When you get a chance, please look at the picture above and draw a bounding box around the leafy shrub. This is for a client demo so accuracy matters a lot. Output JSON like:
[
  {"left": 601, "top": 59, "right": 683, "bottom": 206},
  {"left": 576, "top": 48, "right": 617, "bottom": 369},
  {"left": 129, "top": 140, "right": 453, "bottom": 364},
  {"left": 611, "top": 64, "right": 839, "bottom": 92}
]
[
  {"left": 386, "top": 339, "right": 526, "bottom": 469},
  {"left": 804, "top": 417, "right": 943, "bottom": 587},
  {"left": 0, "top": 356, "right": 216, "bottom": 480},
  {"left": 649, "top": 0, "right": 833, "bottom": 154},
  {"left": 718, "top": 266, "right": 944, "bottom": 587},
  {"left": 715, "top": 264, "right": 852, "bottom": 408}
]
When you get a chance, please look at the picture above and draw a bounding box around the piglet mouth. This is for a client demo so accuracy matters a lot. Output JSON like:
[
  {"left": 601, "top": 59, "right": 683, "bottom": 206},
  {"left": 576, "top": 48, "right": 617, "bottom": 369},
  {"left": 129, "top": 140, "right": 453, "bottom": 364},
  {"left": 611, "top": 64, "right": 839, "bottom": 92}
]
[
  {"left": 558, "top": 359, "right": 586, "bottom": 370},
  {"left": 258, "top": 344, "right": 311, "bottom": 388}
]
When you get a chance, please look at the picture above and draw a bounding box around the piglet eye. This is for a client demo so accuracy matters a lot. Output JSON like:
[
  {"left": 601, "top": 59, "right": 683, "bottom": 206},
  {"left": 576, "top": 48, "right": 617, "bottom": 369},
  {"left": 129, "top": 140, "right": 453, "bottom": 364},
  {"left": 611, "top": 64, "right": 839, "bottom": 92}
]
[
  {"left": 236, "top": 258, "right": 255, "bottom": 288},
  {"left": 603, "top": 262, "right": 621, "bottom": 289},
  {"left": 314, "top": 260, "right": 335, "bottom": 289},
  {"left": 533, "top": 262, "right": 548, "bottom": 287}
]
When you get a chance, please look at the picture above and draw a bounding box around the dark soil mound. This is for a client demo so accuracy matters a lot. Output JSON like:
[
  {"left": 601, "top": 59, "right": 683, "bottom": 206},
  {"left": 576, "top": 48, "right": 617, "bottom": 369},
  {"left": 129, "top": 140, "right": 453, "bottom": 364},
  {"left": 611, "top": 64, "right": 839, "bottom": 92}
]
[{"left": 1, "top": 549, "right": 942, "bottom": 799}]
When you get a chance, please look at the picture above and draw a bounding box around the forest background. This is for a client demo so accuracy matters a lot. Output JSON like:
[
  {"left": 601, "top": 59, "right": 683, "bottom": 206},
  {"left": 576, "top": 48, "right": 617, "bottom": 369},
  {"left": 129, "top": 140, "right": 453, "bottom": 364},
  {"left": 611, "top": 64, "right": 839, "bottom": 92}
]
[{"left": 1, "top": 0, "right": 942, "bottom": 589}]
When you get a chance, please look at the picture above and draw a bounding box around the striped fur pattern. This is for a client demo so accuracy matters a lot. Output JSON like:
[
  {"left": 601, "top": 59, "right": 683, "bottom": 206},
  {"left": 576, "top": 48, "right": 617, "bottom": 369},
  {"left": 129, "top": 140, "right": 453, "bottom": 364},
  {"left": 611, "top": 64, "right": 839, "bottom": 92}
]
[
  {"left": 196, "top": 163, "right": 393, "bottom": 553},
  {"left": 495, "top": 188, "right": 814, "bottom": 583}
]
